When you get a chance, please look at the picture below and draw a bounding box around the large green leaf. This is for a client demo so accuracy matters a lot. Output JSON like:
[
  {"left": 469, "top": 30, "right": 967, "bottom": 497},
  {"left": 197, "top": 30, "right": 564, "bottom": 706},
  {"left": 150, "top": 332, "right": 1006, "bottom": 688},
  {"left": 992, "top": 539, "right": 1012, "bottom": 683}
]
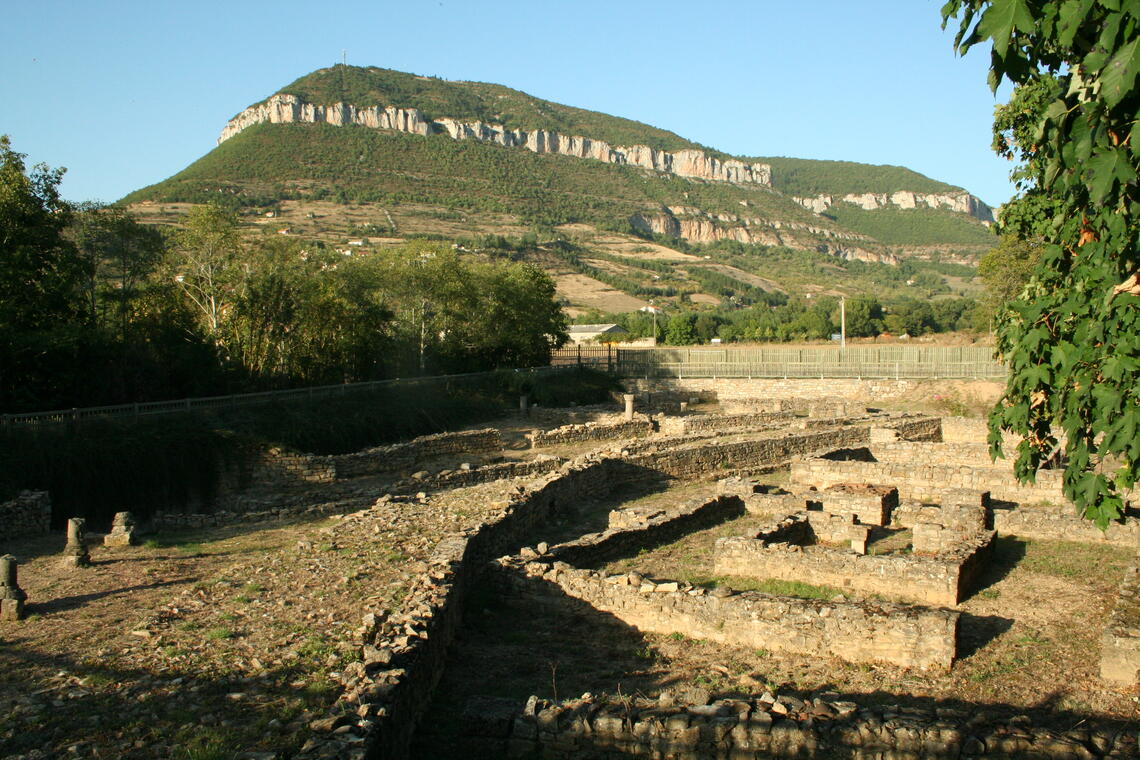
[
  {"left": 1097, "top": 36, "right": 1139, "bottom": 107},
  {"left": 978, "top": 0, "right": 1035, "bottom": 57},
  {"left": 1084, "top": 148, "right": 1132, "bottom": 204}
]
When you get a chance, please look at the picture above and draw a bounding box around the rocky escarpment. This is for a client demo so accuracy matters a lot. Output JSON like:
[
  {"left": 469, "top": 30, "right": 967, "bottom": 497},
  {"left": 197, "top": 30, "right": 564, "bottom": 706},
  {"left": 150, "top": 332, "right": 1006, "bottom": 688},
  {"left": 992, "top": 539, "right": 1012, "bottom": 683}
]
[
  {"left": 793, "top": 190, "right": 995, "bottom": 223},
  {"left": 220, "top": 93, "right": 772, "bottom": 187},
  {"left": 630, "top": 206, "right": 898, "bottom": 265}
]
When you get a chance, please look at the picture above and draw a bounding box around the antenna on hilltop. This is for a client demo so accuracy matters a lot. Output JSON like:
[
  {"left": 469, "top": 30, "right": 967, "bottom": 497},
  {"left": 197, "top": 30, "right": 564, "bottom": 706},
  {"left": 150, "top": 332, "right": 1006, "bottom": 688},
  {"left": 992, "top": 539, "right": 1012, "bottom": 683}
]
[{"left": 342, "top": 50, "right": 347, "bottom": 66}]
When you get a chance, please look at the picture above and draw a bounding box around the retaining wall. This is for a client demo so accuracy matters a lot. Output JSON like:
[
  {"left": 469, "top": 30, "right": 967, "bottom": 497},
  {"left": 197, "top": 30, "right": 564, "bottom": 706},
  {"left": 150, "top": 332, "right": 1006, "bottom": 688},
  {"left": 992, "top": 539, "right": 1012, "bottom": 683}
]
[
  {"left": 295, "top": 454, "right": 672, "bottom": 760},
  {"left": 991, "top": 503, "right": 1140, "bottom": 547},
  {"left": 0, "top": 490, "right": 52, "bottom": 543},
  {"left": 791, "top": 458, "right": 1067, "bottom": 505},
  {"left": 529, "top": 418, "right": 652, "bottom": 448},
  {"left": 467, "top": 693, "right": 1136, "bottom": 759}
]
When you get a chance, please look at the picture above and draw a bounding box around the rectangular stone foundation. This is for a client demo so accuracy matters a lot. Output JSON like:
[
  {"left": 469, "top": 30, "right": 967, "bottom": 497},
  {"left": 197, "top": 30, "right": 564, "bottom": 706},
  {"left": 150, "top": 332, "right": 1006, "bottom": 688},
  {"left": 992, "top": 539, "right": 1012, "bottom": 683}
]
[
  {"left": 496, "top": 560, "right": 958, "bottom": 671},
  {"left": 714, "top": 528, "right": 994, "bottom": 607}
]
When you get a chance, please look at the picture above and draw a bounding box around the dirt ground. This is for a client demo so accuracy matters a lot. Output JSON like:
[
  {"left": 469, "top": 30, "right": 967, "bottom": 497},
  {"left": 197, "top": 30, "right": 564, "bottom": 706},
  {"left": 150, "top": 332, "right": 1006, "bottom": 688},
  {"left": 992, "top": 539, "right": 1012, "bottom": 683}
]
[{"left": 0, "top": 478, "right": 525, "bottom": 760}]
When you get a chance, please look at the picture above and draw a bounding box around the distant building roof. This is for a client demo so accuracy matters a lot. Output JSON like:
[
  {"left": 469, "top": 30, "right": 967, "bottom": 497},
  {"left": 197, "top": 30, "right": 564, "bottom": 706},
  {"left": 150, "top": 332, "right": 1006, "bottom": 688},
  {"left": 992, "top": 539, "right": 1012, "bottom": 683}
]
[
  {"left": 567, "top": 324, "right": 630, "bottom": 343},
  {"left": 568, "top": 324, "right": 628, "bottom": 334}
]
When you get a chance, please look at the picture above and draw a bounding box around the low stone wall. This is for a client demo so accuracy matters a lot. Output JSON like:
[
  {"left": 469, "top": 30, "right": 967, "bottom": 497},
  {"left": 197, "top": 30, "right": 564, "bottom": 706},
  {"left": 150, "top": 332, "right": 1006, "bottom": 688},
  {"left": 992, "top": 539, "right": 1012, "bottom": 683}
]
[
  {"left": 467, "top": 692, "right": 1137, "bottom": 759},
  {"left": 325, "top": 428, "right": 503, "bottom": 478},
  {"left": 888, "top": 416, "right": 943, "bottom": 441},
  {"left": 529, "top": 418, "right": 652, "bottom": 448},
  {"left": 872, "top": 440, "right": 996, "bottom": 468},
  {"left": 940, "top": 416, "right": 990, "bottom": 443},
  {"left": 628, "top": 426, "right": 873, "bottom": 481},
  {"left": 0, "top": 490, "right": 52, "bottom": 543},
  {"left": 417, "top": 456, "right": 565, "bottom": 491},
  {"left": 714, "top": 526, "right": 994, "bottom": 607},
  {"left": 493, "top": 559, "right": 958, "bottom": 670},
  {"left": 668, "top": 411, "right": 797, "bottom": 435},
  {"left": 1101, "top": 566, "right": 1140, "bottom": 686},
  {"left": 549, "top": 495, "right": 745, "bottom": 568},
  {"left": 992, "top": 502, "right": 1140, "bottom": 547},
  {"left": 791, "top": 457, "right": 1067, "bottom": 505},
  {"left": 296, "top": 454, "right": 671, "bottom": 760}
]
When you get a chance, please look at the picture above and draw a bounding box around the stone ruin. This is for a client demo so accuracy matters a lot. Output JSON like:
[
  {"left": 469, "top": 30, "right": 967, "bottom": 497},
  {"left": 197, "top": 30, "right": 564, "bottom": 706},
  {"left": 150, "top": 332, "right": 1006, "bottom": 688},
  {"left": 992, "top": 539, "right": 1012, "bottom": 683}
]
[
  {"left": 60, "top": 517, "right": 91, "bottom": 568},
  {"left": 103, "top": 511, "right": 138, "bottom": 547},
  {"left": 8, "top": 386, "right": 1137, "bottom": 759},
  {"left": 0, "top": 554, "right": 27, "bottom": 621}
]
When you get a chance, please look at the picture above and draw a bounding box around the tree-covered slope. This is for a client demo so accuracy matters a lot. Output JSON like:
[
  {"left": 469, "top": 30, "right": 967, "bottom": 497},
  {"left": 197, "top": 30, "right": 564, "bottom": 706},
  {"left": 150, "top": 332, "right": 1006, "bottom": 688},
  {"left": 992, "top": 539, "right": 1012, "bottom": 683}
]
[
  {"left": 122, "top": 123, "right": 829, "bottom": 229},
  {"left": 752, "top": 156, "right": 962, "bottom": 196}
]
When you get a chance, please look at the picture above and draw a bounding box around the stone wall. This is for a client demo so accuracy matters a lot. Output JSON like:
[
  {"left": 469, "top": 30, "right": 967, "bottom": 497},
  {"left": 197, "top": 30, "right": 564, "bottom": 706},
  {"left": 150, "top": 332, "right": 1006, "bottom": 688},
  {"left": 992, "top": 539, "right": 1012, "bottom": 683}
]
[
  {"left": 0, "top": 490, "right": 52, "bottom": 543},
  {"left": 493, "top": 559, "right": 958, "bottom": 670},
  {"left": 991, "top": 502, "right": 1140, "bottom": 547},
  {"left": 529, "top": 418, "right": 652, "bottom": 448},
  {"left": 1100, "top": 566, "right": 1140, "bottom": 686},
  {"left": 714, "top": 528, "right": 994, "bottom": 607},
  {"left": 873, "top": 440, "right": 1001, "bottom": 468},
  {"left": 296, "top": 454, "right": 672, "bottom": 760},
  {"left": 468, "top": 692, "right": 1136, "bottom": 759},
  {"left": 666, "top": 411, "right": 797, "bottom": 436},
  {"left": 550, "top": 495, "right": 745, "bottom": 568},
  {"left": 791, "top": 457, "right": 1067, "bottom": 505},
  {"left": 324, "top": 428, "right": 503, "bottom": 478},
  {"left": 627, "top": 426, "right": 873, "bottom": 481}
]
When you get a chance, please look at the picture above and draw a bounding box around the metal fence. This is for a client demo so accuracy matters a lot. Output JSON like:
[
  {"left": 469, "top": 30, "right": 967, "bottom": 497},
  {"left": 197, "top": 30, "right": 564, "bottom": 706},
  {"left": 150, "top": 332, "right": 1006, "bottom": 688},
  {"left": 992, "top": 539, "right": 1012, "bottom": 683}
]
[
  {"left": 552, "top": 345, "right": 1005, "bottom": 380},
  {"left": 0, "top": 366, "right": 567, "bottom": 427}
]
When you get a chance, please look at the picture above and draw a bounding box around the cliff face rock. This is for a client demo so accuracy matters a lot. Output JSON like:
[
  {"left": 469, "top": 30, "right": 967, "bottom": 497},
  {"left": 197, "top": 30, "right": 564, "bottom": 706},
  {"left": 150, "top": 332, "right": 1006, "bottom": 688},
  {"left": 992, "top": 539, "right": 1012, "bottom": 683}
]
[
  {"left": 629, "top": 207, "right": 896, "bottom": 264},
  {"left": 220, "top": 94, "right": 772, "bottom": 187},
  {"left": 793, "top": 190, "right": 994, "bottom": 224}
]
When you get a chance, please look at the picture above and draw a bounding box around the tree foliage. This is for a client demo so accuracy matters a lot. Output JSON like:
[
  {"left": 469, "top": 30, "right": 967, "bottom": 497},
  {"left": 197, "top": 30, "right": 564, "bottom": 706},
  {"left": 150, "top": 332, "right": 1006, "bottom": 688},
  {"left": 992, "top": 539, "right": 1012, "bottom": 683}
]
[
  {"left": 0, "top": 135, "right": 88, "bottom": 331},
  {"left": 944, "top": 0, "right": 1140, "bottom": 526}
]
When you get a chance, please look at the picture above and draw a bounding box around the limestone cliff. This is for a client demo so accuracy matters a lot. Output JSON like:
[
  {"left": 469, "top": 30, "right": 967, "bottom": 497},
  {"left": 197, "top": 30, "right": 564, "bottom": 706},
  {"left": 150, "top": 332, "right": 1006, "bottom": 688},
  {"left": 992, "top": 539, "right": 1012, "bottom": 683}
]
[
  {"left": 629, "top": 207, "right": 897, "bottom": 265},
  {"left": 220, "top": 94, "right": 772, "bottom": 187},
  {"left": 793, "top": 190, "right": 994, "bottom": 224}
]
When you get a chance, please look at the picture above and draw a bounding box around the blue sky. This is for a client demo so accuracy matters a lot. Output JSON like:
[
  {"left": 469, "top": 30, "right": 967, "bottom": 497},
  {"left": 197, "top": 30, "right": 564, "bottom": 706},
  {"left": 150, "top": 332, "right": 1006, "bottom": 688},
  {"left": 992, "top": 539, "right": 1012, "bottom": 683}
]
[{"left": 1, "top": 1, "right": 1015, "bottom": 207}]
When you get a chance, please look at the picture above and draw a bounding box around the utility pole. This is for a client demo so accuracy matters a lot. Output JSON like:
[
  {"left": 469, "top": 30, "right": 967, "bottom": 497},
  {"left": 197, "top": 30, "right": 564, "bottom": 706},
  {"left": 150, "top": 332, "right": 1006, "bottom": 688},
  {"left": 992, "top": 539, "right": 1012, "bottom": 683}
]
[
  {"left": 840, "top": 296, "right": 846, "bottom": 350},
  {"left": 342, "top": 49, "right": 347, "bottom": 66}
]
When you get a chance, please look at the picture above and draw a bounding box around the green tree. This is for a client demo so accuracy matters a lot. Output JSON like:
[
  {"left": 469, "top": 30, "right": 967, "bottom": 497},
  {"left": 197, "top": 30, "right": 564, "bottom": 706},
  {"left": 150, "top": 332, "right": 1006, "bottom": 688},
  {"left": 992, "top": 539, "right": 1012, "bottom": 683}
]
[
  {"left": 944, "top": 0, "right": 1140, "bottom": 526},
  {"left": 665, "top": 313, "right": 697, "bottom": 345},
  {"left": 69, "top": 204, "right": 166, "bottom": 338},
  {"left": 169, "top": 202, "right": 242, "bottom": 339},
  {"left": 845, "top": 296, "right": 884, "bottom": 337},
  {"left": 0, "top": 135, "right": 88, "bottom": 331},
  {"left": 976, "top": 234, "right": 1043, "bottom": 328}
]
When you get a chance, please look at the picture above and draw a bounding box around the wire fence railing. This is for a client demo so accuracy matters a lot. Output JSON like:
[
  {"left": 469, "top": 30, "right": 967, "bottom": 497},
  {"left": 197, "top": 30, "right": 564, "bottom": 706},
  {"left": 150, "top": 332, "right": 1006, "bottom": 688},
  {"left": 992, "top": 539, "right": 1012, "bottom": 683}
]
[
  {"left": 552, "top": 344, "right": 1006, "bottom": 380},
  {"left": 4, "top": 345, "right": 1003, "bottom": 427}
]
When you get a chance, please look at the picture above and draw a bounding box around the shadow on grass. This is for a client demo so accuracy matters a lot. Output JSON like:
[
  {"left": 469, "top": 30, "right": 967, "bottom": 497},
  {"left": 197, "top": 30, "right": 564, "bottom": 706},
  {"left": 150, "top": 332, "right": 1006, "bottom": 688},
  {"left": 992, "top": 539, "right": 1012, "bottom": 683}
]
[
  {"left": 0, "top": 642, "right": 337, "bottom": 759},
  {"left": 29, "top": 579, "right": 190, "bottom": 616}
]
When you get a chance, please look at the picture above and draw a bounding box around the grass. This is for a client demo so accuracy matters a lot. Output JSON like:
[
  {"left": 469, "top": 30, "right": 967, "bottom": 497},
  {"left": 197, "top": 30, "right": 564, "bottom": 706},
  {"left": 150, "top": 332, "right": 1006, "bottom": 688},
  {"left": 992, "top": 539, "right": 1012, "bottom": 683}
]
[
  {"left": 1014, "top": 537, "right": 1132, "bottom": 584},
  {"left": 204, "top": 627, "right": 236, "bottom": 641},
  {"left": 686, "top": 574, "right": 845, "bottom": 600}
]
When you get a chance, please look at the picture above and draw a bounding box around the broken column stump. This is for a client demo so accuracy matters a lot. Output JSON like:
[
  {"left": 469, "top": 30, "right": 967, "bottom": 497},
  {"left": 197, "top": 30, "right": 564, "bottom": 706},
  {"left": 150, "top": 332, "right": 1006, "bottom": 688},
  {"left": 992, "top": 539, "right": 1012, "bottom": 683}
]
[
  {"left": 1, "top": 555, "right": 27, "bottom": 621},
  {"left": 103, "top": 511, "right": 138, "bottom": 547},
  {"left": 61, "top": 517, "right": 91, "bottom": 568}
]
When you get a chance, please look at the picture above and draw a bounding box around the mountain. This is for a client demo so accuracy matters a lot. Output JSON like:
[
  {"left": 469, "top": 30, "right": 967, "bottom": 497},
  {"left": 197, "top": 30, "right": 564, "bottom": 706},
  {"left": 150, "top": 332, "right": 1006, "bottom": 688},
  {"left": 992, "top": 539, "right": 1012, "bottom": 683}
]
[{"left": 124, "top": 65, "right": 998, "bottom": 314}]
